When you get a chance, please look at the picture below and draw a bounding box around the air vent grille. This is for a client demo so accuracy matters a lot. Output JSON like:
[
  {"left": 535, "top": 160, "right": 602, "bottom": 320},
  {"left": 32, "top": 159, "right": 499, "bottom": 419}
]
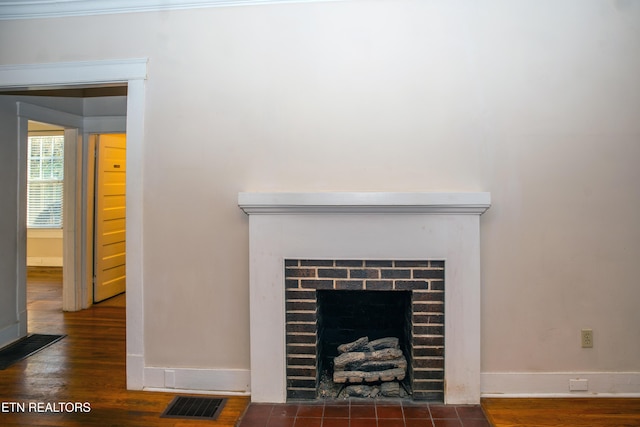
[{"left": 161, "top": 396, "right": 226, "bottom": 420}]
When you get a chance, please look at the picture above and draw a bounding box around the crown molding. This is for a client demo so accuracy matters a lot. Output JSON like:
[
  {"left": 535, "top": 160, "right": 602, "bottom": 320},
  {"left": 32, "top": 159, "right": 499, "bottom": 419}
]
[{"left": 0, "top": 0, "right": 339, "bottom": 20}]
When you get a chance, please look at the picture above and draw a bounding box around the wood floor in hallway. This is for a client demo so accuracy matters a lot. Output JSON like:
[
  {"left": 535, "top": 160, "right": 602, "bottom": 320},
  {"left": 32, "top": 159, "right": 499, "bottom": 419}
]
[{"left": 0, "top": 267, "right": 249, "bottom": 426}]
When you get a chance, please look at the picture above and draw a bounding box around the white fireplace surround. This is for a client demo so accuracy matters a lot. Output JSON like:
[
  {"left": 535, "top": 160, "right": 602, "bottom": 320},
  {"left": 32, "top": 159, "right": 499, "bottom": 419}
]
[{"left": 238, "top": 192, "right": 491, "bottom": 404}]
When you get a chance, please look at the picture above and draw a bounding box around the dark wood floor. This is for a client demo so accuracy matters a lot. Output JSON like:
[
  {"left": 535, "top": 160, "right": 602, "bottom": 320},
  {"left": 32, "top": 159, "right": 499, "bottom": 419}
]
[
  {"left": 3, "top": 268, "right": 639, "bottom": 426},
  {"left": 1, "top": 267, "right": 249, "bottom": 426}
]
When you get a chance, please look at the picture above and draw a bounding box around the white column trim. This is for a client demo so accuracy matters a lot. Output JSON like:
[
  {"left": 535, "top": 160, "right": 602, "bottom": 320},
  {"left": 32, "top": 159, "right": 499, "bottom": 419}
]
[{"left": 125, "top": 78, "right": 146, "bottom": 390}]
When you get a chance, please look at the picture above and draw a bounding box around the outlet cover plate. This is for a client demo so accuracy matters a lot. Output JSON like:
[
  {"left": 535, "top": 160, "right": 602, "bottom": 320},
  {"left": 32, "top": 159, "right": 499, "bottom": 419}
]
[
  {"left": 569, "top": 379, "right": 589, "bottom": 391},
  {"left": 581, "top": 329, "right": 593, "bottom": 348}
]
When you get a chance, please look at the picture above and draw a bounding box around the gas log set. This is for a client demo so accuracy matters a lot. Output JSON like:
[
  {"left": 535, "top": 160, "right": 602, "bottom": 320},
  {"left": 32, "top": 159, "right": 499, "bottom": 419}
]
[{"left": 332, "top": 336, "right": 408, "bottom": 398}]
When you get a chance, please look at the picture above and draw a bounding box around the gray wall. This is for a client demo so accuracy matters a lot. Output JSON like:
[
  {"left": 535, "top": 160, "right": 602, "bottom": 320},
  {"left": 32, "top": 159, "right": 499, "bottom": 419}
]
[{"left": 0, "top": 97, "right": 20, "bottom": 346}]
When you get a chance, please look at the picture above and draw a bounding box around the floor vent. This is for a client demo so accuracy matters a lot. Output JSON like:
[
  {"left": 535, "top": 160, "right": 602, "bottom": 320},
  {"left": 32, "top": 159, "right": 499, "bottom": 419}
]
[
  {"left": 161, "top": 396, "right": 226, "bottom": 420},
  {"left": 0, "top": 334, "right": 65, "bottom": 370}
]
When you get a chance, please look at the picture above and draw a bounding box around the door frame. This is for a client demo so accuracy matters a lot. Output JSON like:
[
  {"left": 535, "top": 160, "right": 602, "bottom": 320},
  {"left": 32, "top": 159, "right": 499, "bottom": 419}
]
[
  {"left": 18, "top": 103, "right": 83, "bottom": 312},
  {"left": 0, "top": 58, "right": 147, "bottom": 390}
]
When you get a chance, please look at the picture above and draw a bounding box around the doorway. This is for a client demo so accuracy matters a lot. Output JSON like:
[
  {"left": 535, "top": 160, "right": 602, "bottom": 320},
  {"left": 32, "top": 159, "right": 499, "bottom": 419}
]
[
  {"left": 0, "top": 58, "right": 147, "bottom": 390},
  {"left": 24, "top": 127, "right": 128, "bottom": 307},
  {"left": 25, "top": 120, "right": 66, "bottom": 324},
  {"left": 26, "top": 121, "right": 65, "bottom": 270},
  {"left": 9, "top": 95, "right": 127, "bottom": 310}
]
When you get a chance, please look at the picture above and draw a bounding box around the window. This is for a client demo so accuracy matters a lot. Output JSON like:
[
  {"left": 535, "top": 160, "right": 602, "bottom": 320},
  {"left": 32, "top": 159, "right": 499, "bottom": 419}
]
[{"left": 27, "top": 135, "right": 64, "bottom": 228}]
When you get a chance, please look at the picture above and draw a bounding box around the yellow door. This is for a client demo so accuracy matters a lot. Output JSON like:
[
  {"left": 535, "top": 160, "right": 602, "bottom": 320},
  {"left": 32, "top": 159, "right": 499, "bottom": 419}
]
[{"left": 94, "top": 134, "right": 126, "bottom": 302}]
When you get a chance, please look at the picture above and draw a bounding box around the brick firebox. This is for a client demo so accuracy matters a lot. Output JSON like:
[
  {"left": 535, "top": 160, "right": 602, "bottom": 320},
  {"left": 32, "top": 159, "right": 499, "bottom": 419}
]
[{"left": 285, "top": 259, "right": 445, "bottom": 401}]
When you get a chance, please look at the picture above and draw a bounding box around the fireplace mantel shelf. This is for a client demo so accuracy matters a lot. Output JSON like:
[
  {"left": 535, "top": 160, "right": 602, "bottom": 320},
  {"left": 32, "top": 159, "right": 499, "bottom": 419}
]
[{"left": 238, "top": 192, "right": 491, "bottom": 215}]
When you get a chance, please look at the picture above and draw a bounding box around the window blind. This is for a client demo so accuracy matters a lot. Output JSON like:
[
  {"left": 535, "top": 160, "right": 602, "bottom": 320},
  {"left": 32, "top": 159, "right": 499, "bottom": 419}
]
[{"left": 27, "top": 135, "right": 64, "bottom": 228}]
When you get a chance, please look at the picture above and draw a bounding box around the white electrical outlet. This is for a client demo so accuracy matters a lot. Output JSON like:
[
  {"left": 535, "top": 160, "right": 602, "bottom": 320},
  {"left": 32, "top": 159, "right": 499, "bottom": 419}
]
[
  {"left": 569, "top": 379, "right": 589, "bottom": 391},
  {"left": 581, "top": 329, "right": 593, "bottom": 348}
]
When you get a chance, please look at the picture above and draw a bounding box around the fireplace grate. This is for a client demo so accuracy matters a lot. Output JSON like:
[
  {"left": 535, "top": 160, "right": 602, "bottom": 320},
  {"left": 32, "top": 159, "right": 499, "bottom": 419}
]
[{"left": 161, "top": 396, "right": 226, "bottom": 420}]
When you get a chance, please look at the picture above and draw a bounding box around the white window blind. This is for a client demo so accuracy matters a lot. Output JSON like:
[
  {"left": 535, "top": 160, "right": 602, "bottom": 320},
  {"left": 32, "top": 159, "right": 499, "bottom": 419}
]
[{"left": 27, "top": 135, "right": 64, "bottom": 228}]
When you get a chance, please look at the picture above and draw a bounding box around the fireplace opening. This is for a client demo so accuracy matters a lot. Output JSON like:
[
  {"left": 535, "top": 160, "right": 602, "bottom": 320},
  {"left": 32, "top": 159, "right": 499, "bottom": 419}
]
[
  {"left": 317, "top": 290, "right": 412, "bottom": 398},
  {"left": 285, "top": 259, "right": 445, "bottom": 402}
]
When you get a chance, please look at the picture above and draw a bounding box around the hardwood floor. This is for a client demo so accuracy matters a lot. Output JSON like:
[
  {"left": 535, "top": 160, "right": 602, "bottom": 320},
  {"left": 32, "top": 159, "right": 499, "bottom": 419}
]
[
  {"left": 6, "top": 268, "right": 640, "bottom": 426},
  {"left": 482, "top": 397, "right": 640, "bottom": 426},
  {"left": 1, "top": 267, "right": 249, "bottom": 426}
]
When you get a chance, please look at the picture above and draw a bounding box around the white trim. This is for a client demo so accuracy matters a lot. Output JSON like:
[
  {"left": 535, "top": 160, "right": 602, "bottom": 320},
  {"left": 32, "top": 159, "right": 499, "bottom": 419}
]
[
  {"left": 62, "top": 127, "right": 81, "bottom": 312},
  {"left": 0, "top": 0, "right": 342, "bottom": 20},
  {"left": 481, "top": 372, "right": 640, "bottom": 397},
  {"left": 84, "top": 116, "right": 127, "bottom": 134},
  {"left": 0, "top": 59, "right": 147, "bottom": 88},
  {"left": 143, "top": 367, "right": 251, "bottom": 395},
  {"left": 126, "top": 354, "right": 145, "bottom": 390},
  {"left": 81, "top": 135, "right": 96, "bottom": 309},
  {"left": 124, "top": 78, "right": 145, "bottom": 390},
  {"left": 17, "top": 102, "right": 83, "bottom": 129},
  {"left": 238, "top": 192, "right": 491, "bottom": 215}
]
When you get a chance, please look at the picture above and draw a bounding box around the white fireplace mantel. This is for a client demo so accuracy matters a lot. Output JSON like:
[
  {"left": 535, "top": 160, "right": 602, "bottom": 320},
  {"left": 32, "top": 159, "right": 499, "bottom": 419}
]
[
  {"left": 238, "top": 192, "right": 490, "bottom": 215},
  {"left": 239, "top": 192, "right": 491, "bottom": 404}
]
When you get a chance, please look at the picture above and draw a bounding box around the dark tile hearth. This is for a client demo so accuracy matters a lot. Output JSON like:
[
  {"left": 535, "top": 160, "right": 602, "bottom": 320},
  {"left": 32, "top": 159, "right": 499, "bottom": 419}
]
[{"left": 237, "top": 400, "right": 490, "bottom": 427}]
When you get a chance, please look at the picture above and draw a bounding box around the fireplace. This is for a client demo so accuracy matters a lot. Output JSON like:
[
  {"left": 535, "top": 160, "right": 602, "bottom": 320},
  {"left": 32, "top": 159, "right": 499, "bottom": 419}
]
[
  {"left": 238, "top": 192, "right": 490, "bottom": 404},
  {"left": 285, "top": 259, "right": 445, "bottom": 401}
]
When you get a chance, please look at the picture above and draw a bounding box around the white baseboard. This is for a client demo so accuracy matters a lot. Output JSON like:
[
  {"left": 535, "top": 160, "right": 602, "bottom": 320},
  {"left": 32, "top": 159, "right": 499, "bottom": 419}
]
[
  {"left": 482, "top": 372, "right": 640, "bottom": 397},
  {"left": 143, "top": 367, "right": 250, "bottom": 395},
  {"left": 127, "top": 354, "right": 145, "bottom": 390}
]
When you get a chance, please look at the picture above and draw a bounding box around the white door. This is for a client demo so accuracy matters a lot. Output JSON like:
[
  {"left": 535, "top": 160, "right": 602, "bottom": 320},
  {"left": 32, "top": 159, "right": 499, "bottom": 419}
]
[{"left": 93, "top": 134, "right": 126, "bottom": 302}]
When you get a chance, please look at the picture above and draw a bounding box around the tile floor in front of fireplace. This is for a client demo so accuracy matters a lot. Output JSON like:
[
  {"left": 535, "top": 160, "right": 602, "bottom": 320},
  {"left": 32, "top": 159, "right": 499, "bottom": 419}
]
[{"left": 237, "top": 399, "right": 491, "bottom": 427}]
